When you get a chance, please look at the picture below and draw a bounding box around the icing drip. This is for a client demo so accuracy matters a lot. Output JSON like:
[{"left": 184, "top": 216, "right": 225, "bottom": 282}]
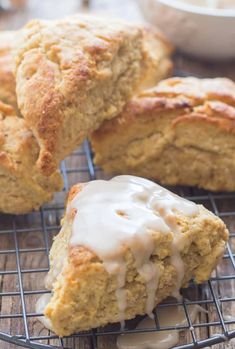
[
  {"left": 117, "top": 303, "right": 203, "bottom": 349},
  {"left": 138, "top": 262, "right": 162, "bottom": 317},
  {"left": 170, "top": 235, "right": 186, "bottom": 299},
  {"left": 69, "top": 175, "right": 199, "bottom": 321}
]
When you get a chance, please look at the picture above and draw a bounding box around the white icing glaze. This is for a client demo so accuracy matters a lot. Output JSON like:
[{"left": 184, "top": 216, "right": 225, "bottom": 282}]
[
  {"left": 117, "top": 304, "right": 202, "bottom": 349},
  {"left": 138, "top": 262, "right": 162, "bottom": 317},
  {"left": 69, "top": 176, "right": 198, "bottom": 320}
]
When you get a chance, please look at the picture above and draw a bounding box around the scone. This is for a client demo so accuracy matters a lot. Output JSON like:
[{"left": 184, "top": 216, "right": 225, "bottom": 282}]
[
  {"left": 15, "top": 15, "right": 172, "bottom": 175},
  {"left": 0, "top": 101, "right": 63, "bottom": 214},
  {"left": 37, "top": 176, "right": 228, "bottom": 336},
  {"left": 0, "top": 31, "right": 19, "bottom": 112},
  {"left": 91, "top": 77, "right": 235, "bottom": 192}
]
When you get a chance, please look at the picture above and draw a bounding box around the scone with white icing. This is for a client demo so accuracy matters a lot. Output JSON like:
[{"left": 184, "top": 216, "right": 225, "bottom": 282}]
[
  {"left": 37, "top": 176, "right": 228, "bottom": 336},
  {"left": 91, "top": 77, "right": 235, "bottom": 191},
  {"left": 15, "top": 15, "right": 172, "bottom": 176}
]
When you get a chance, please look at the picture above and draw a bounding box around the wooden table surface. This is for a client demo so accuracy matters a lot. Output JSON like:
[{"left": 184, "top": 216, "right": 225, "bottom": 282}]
[{"left": 0, "top": 1, "right": 234, "bottom": 349}]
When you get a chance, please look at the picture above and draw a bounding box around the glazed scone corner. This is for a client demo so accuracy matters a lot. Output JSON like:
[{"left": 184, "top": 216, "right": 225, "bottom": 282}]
[
  {"left": 14, "top": 15, "right": 172, "bottom": 176},
  {"left": 91, "top": 77, "right": 235, "bottom": 192},
  {"left": 0, "top": 101, "right": 63, "bottom": 214},
  {"left": 38, "top": 176, "right": 228, "bottom": 337}
]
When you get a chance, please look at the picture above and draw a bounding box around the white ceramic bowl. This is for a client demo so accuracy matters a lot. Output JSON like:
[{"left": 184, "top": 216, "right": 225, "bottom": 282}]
[{"left": 137, "top": 0, "right": 235, "bottom": 61}]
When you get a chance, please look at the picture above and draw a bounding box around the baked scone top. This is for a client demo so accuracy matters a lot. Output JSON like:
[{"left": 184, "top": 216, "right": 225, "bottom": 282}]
[
  {"left": 15, "top": 15, "right": 163, "bottom": 175},
  {"left": 147, "top": 77, "right": 235, "bottom": 104},
  {"left": 139, "top": 27, "right": 173, "bottom": 89},
  {"left": 0, "top": 31, "right": 18, "bottom": 111},
  {"left": 147, "top": 77, "right": 235, "bottom": 125},
  {"left": 92, "top": 77, "right": 235, "bottom": 136}
]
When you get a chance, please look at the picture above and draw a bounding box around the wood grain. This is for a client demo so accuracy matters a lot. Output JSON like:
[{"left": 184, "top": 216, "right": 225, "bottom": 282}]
[{"left": 0, "top": 0, "right": 235, "bottom": 348}]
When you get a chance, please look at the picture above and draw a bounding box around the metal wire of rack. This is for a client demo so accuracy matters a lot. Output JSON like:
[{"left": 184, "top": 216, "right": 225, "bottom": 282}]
[{"left": 0, "top": 139, "right": 235, "bottom": 349}]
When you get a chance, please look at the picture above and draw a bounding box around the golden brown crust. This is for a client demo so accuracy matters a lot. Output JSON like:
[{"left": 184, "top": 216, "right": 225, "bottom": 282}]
[
  {"left": 149, "top": 76, "right": 235, "bottom": 106},
  {"left": 67, "top": 183, "right": 85, "bottom": 204},
  {"left": 91, "top": 77, "right": 235, "bottom": 191},
  {"left": 0, "top": 100, "right": 63, "bottom": 214},
  {"left": 139, "top": 26, "right": 173, "bottom": 89},
  {"left": 15, "top": 16, "right": 173, "bottom": 175},
  {"left": 93, "top": 95, "right": 192, "bottom": 139},
  {"left": 43, "top": 181, "right": 228, "bottom": 336},
  {"left": 0, "top": 31, "right": 19, "bottom": 112}
]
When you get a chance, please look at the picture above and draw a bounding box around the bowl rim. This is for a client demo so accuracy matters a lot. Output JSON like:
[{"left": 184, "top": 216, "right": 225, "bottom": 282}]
[{"left": 156, "top": 0, "right": 235, "bottom": 17}]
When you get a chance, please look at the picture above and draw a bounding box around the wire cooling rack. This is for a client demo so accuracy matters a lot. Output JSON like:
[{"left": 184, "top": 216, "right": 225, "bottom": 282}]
[{"left": 0, "top": 140, "right": 235, "bottom": 349}]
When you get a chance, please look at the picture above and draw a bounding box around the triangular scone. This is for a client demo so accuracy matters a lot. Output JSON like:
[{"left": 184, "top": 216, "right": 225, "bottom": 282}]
[
  {"left": 91, "top": 77, "right": 235, "bottom": 192},
  {"left": 0, "top": 31, "right": 19, "bottom": 113},
  {"left": 15, "top": 15, "right": 172, "bottom": 175},
  {"left": 38, "top": 176, "right": 228, "bottom": 337},
  {"left": 0, "top": 101, "right": 63, "bottom": 214}
]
